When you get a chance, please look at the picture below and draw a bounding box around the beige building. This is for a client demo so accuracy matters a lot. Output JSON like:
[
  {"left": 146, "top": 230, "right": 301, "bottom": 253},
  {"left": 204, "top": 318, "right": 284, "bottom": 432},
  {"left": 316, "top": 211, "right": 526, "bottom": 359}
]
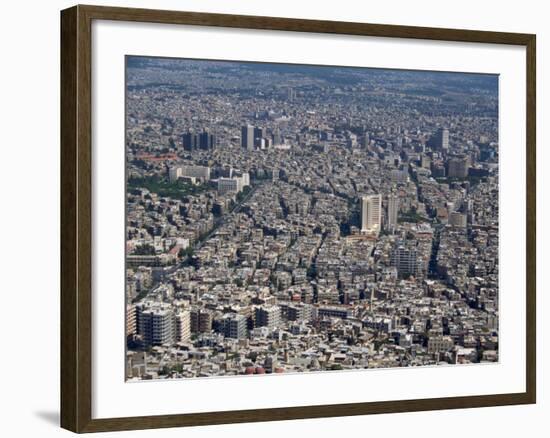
[
  {"left": 427, "top": 336, "right": 454, "bottom": 354},
  {"left": 176, "top": 310, "right": 191, "bottom": 343},
  {"left": 361, "top": 194, "right": 382, "bottom": 234}
]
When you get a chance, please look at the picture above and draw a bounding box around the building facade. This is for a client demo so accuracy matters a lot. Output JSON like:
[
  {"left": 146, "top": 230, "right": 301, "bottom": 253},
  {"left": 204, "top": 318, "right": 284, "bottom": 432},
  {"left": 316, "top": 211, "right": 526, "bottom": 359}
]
[
  {"left": 241, "top": 125, "right": 255, "bottom": 150},
  {"left": 137, "top": 303, "right": 176, "bottom": 347},
  {"left": 361, "top": 194, "right": 382, "bottom": 234},
  {"left": 387, "top": 194, "right": 399, "bottom": 230}
]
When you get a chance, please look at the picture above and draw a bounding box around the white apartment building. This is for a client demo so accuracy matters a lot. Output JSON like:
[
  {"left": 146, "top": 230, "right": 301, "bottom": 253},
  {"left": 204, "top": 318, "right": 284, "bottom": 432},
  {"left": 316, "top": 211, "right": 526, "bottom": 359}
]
[
  {"left": 169, "top": 165, "right": 211, "bottom": 182},
  {"left": 361, "top": 194, "right": 382, "bottom": 234}
]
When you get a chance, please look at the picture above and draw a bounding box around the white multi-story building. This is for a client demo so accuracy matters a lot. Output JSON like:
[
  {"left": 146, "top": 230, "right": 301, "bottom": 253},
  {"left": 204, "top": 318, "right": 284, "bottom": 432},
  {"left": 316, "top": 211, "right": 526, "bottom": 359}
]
[
  {"left": 182, "top": 165, "right": 210, "bottom": 180},
  {"left": 255, "top": 305, "right": 281, "bottom": 330},
  {"left": 169, "top": 165, "right": 211, "bottom": 182},
  {"left": 217, "top": 173, "right": 250, "bottom": 194},
  {"left": 168, "top": 166, "right": 182, "bottom": 182},
  {"left": 137, "top": 302, "right": 175, "bottom": 347},
  {"left": 218, "top": 177, "right": 240, "bottom": 194},
  {"left": 361, "top": 194, "right": 382, "bottom": 234}
]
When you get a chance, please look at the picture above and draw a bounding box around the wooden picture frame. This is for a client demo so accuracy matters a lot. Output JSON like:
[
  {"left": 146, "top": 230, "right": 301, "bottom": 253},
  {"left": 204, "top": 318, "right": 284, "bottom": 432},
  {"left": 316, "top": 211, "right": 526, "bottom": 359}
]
[{"left": 61, "top": 4, "right": 536, "bottom": 433}]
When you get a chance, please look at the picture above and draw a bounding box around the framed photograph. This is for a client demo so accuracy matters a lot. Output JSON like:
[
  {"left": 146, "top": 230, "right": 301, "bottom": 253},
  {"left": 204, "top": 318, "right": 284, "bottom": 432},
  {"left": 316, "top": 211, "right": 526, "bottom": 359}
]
[{"left": 60, "top": 4, "right": 536, "bottom": 433}]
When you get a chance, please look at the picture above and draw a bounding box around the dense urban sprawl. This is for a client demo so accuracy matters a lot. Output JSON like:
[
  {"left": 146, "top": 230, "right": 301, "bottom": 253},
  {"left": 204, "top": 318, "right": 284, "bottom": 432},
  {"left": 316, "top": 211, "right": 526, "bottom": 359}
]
[{"left": 125, "top": 57, "right": 499, "bottom": 380}]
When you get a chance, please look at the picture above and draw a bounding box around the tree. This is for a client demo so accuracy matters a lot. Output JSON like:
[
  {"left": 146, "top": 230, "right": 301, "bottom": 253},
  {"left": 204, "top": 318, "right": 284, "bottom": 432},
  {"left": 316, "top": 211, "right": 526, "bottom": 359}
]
[
  {"left": 178, "top": 247, "right": 193, "bottom": 259},
  {"left": 133, "top": 243, "right": 156, "bottom": 255}
]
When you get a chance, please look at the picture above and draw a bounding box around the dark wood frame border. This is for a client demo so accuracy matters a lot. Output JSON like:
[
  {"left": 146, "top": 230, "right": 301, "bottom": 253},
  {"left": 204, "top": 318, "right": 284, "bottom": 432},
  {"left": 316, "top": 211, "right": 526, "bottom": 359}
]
[{"left": 61, "top": 4, "right": 536, "bottom": 433}]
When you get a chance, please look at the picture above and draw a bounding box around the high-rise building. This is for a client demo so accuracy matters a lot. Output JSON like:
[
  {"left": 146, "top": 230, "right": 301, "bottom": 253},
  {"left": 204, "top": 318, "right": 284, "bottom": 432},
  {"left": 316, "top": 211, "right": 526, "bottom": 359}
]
[
  {"left": 190, "top": 308, "right": 213, "bottom": 333},
  {"left": 240, "top": 172, "right": 250, "bottom": 187},
  {"left": 361, "top": 194, "right": 382, "bottom": 234},
  {"left": 198, "top": 129, "right": 216, "bottom": 150},
  {"left": 253, "top": 127, "right": 266, "bottom": 148},
  {"left": 137, "top": 303, "right": 176, "bottom": 347},
  {"left": 182, "top": 130, "right": 198, "bottom": 151},
  {"left": 430, "top": 160, "right": 446, "bottom": 177},
  {"left": 420, "top": 154, "right": 431, "bottom": 169},
  {"left": 175, "top": 310, "right": 191, "bottom": 343},
  {"left": 221, "top": 313, "right": 248, "bottom": 339},
  {"left": 126, "top": 304, "right": 136, "bottom": 338},
  {"left": 447, "top": 156, "right": 470, "bottom": 178},
  {"left": 287, "top": 87, "right": 296, "bottom": 102},
  {"left": 241, "top": 125, "right": 255, "bottom": 150},
  {"left": 272, "top": 128, "right": 282, "bottom": 146},
  {"left": 432, "top": 128, "right": 449, "bottom": 151},
  {"left": 390, "top": 242, "right": 427, "bottom": 278},
  {"left": 387, "top": 194, "right": 399, "bottom": 230},
  {"left": 281, "top": 303, "right": 312, "bottom": 322},
  {"left": 255, "top": 305, "right": 281, "bottom": 330}
]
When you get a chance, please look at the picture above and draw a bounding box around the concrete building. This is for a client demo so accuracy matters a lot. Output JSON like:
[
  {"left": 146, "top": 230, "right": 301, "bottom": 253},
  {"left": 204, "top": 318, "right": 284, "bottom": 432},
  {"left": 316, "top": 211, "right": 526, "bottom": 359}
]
[
  {"left": 421, "top": 154, "right": 431, "bottom": 169},
  {"left": 255, "top": 305, "right": 282, "bottom": 330},
  {"left": 126, "top": 304, "right": 136, "bottom": 338},
  {"left": 183, "top": 165, "right": 210, "bottom": 180},
  {"left": 428, "top": 336, "right": 454, "bottom": 354},
  {"left": 272, "top": 128, "right": 282, "bottom": 146},
  {"left": 281, "top": 303, "right": 312, "bottom": 321},
  {"left": 182, "top": 130, "right": 198, "bottom": 151},
  {"left": 390, "top": 242, "right": 426, "bottom": 278},
  {"left": 390, "top": 169, "right": 409, "bottom": 183},
  {"left": 190, "top": 308, "right": 213, "bottom": 333},
  {"left": 287, "top": 87, "right": 296, "bottom": 102},
  {"left": 176, "top": 310, "right": 191, "bottom": 343},
  {"left": 253, "top": 127, "right": 266, "bottom": 148},
  {"left": 169, "top": 165, "right": 211, "bottom": 182},
  {"left": 449, "top": 211, "right": 467, "bottom": 227},
  {"left": 168, "top": 166, "right": 183, "bottom": 182},
  {"left": 198, "top": 130, "right": 216, "bottom": 150},
  {"left": 241, "top": 125, "right": 255, "bottom": 150},
  {"left": 317, "top": 306, "right": 353, "bottom": 319},
  {"left": 218, "top": 177, "right": 241, "bottom": 194},
  {"left": 387, "top": 194, "right": 399, "bottom": 230},
  {"left": 218, "top": 173, "right": 249, "bottom": 194},
  {"left": 361, "top": 194, "right": 382, "bottom": 234},
  {"left": 432, "top": 127, "right": 449, "bottom": 151},
  {"left": 137, "top": 303, "right": 176, "bottom": 347},
  {"left": 221, "top": 313, "right": 248, "bottom": 339},
  {"left": 447, "top": 156, "right": 470, "bottom": 178}
]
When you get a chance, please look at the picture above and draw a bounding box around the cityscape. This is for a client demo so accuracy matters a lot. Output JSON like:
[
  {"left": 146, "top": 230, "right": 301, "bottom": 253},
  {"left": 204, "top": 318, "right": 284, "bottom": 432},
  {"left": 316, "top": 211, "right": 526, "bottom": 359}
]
[{"left": 125, "top": 56, "right": 499, "bottom": 380}]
